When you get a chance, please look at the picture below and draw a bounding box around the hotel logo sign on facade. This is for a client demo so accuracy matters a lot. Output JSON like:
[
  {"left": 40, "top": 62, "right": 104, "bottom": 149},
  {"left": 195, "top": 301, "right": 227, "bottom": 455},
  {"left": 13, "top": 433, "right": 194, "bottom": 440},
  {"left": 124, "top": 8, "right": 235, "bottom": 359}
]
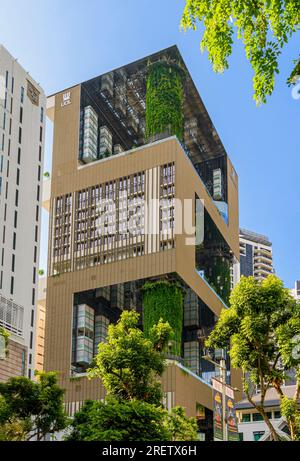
[{"left": 61, "top": 91, "right": 71, "bottom": 107}]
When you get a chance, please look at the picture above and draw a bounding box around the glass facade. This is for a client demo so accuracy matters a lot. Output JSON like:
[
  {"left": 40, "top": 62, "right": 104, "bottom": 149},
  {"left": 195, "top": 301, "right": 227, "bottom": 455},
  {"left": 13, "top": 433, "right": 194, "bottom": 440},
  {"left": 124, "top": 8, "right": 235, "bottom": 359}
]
[
  {"left": 196, "top": 206, "right": 232, "bottom": 305},
  {"left": 71, "top": 276, "right": 225, "bottom": 385}
]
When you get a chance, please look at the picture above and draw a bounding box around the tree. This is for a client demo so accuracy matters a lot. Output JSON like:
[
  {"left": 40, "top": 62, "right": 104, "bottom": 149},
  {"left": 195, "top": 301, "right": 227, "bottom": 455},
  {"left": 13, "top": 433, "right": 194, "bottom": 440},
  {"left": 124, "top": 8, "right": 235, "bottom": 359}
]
[
  {"left": 66, "top": 398, "right": 171, "bottom": 441},
  {"left": 66, "top": 398, "right": 198, "bottom": 442},
  {"left": 206, "top": 275, "right": 300, "bottom": 441},
  {"left": 181, "top": 0, "right": 300, "bottom": 104},
  {"left": 88, "top": 310, "right": 173, "bottom": 404},
  {"left": 67, "top": 311, "right": 198, "bottom": 441},
  {"left": 0, "top": 371, "right": 69, "bottom": 441}
]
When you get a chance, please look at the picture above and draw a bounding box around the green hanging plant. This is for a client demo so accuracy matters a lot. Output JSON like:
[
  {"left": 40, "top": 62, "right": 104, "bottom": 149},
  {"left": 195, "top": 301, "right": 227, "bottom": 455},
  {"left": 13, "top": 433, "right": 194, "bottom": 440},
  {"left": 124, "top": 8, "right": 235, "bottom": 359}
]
[
  {"left": 0, "top": 327, "right": 10, "bottom": 358},
  {"left": 145, "top": 60, "right": 185, "bottom": 142},
  {"left": 142, "top": 280, "right": 184, "bottom": 357}
]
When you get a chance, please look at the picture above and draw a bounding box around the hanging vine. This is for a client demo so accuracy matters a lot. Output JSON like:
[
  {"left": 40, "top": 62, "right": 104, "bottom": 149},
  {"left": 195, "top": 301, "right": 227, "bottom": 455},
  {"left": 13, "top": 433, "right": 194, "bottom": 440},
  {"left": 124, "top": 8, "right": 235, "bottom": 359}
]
[
  {"left": 145, "top": 61, "right": 185, "bottom": 142},
  {"left": 142, "top": 280, "right": 184, "bottom": 357},
  {"left": 0, "top": 327, "right": 9, "bottom": 358}
]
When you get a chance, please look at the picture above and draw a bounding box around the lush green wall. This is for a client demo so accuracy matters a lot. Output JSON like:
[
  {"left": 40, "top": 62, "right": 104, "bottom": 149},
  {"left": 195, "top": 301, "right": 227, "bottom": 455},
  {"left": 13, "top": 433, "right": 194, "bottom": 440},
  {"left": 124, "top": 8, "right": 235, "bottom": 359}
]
[
  {"left": 145, "top": 62, "right": 185, "bottom": 142},
  {"left": 142, "top": 280, "right": 184, "bottom": 357}
]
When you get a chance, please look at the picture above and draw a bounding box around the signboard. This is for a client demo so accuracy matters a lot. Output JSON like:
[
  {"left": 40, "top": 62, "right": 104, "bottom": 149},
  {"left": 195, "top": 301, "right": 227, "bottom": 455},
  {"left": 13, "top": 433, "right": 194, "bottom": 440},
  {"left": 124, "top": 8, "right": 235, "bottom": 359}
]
[
  {"left": 61, "top": 91, "right": 71, "bottom": 107},
  {"left": 27, "top": 80, "right": 40, "bottom": 106},
  {"left": 212, "top": 378, "right": 239, "bottom": 441},
  {"left": 226, "top": 394, "right": 239, "bottom": 441},
  {"left": 212, "top": 379, "right": 223, "bottom": 440}
]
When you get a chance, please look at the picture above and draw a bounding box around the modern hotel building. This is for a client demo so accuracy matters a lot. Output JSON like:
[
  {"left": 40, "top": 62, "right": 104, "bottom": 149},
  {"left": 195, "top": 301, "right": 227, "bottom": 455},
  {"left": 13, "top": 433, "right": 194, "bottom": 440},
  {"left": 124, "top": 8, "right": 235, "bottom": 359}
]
[{"left": 43, "top": 46, "right": 240, "bottom": 439}]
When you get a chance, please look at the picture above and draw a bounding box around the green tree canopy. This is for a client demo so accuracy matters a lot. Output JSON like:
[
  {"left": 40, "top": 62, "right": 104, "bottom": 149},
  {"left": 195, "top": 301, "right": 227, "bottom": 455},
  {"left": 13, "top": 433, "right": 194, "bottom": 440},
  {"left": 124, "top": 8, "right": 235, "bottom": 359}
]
[
  {"left": 66, "top": 397, "right": 198, "bottom": 442},
  {"left": 181, "top": 0, "right": 300, "bottom": 104},
  {"left": 0, "top": 371, "right": 69, "bottom": 441},
  {"left": 88, "top": 310, "right": 173, "bottom": 404},
  {"left": 68, "top": 310, "right": 198, "bottom": 441},
  {"left": 206, "top": 275, "right": 300, "bottom": 441}
]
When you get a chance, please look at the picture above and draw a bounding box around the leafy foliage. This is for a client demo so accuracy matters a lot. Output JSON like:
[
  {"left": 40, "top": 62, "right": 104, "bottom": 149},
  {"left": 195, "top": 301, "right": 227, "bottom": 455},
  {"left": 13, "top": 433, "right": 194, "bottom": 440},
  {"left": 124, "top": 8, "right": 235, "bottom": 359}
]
[
  {"left": 66, "top": 397, "right": 198, "bottom": 442},
  {"left": 142, "top": 280, "right": 184, "bottom": 356},
  {"left": 206, "top": 274, "right": 300, "bottom": 441},
  {"left": 0, "top": 327, "right": 9, "bottom": 357},
  {"left": 88, "top": 310, "right": 173, "bottom": 404},
  {"left": 80, "top": 310, "right": 198, "bottom": 441},
  {"left": 66, "top": 397, "right": 170, "bottom": 441},
  {"left": 0, "top": 371, "right": 69, "bottom": 441},
  {"left": 145, "top": 61, "right": 185, "bottom": 141},
  {"left": 181, "top": 0, "right": 300, "bottom": 104}
]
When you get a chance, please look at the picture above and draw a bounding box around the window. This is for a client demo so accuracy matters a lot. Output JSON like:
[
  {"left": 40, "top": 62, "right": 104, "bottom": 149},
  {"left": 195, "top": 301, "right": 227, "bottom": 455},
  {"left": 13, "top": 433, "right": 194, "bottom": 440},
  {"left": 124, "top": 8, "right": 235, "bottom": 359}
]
[
  {"left": 4, "top": 204, "right": 7, "bottom": 221},
  {"left": 19, "top": 106, "right": 23, "bottom": 124},
  {"left": 0, "top": 271, "right": 2, "bottom": 289},
  {"left": 252, "top": 413, "right": 264, "bottom": 422},
  {"left": 2, "top": 226, "right": 5, "bottom": 244},
  {"left": 30, "top": 331, "right": 33, "bottom": 348},
  {"left": 37, "top": 165, "right": 41, "bottom": 181},
  {"left": 18, "top": 127, "right": 22, "bottom": 144},
  {"left": 21, "top": 86, "right": 24, "bottom": 103},
  {"left": 33, "top": 267, "right": 36, "bottom": 283},
  {"left": 6, "top": 160, "right": 9, "bottom": 177},
  {"left": 32, "top": 288, "right": 35, "bottom": 305},
  {"left": 17, "top": 147, "right": 21, "bottom": 164},
  {"left": 38, "top": 145, "right": 42, "bottom": 162},
  {"left": 11, "top": 77, "right": 14, "bottom": 94},
  {"left": 242, "top": 414, "right": 251, "bottom": 423},
  {"left": 34, "top": 246, "right": 37, "bottom": 263},
  {"left": 31, "top": 309, "right": 34, "bottom": 328},
  {"left": 238, "top": 433, "right": 244, "bottom": 442},
  {"left": 11, "top": 254, "right": 15, "bottom": 272},
  {"left": 28, "top": 369, "right": 32, "bottom": 379},
  {"left": 1, "top": 248, "right": 4, "bottom": 266},
  {"left": 35, "top": 225, "right": 38, "bottom": 242},
  {"left": 36, "top": 185, "right": 40, "bottom": 201},
  {"left": 15, "top": 189, "right": 19, "bottom": 206},
  {"left": 253, "top": 431, "right": 265, "bottom": 442},
  {"left": 3, "top": 112, "right": 6, "bottom": 130},
  {"left": 40, "top": 107, "right": 44, "bottom": 123},
  {"left": 39, "top": 126, "right": 43, "bottom": 142},
  {"left": 274, "top": 411, "right": 281, "bottom": 419},
  {"left": 9, "top": 118, "right": 12, "bottom": 135},
  {"left": 10, "top": 276, "right": 14, "bottom": 295},
  {"left": 22, "top": 351, "right": 26, "bottom": 376},
  {"left": 14, "top": 210, "right": 18, "bottom": 228},
  {"left": 13, "top": 232, "right": 16, "bottom": 250},
  {"left": 36, "top": 205, "right": 39, "bottom": 222},
  {"left": 5, "top": 71, "right": 8, "bottom": 89},
  {"left": 16, "top": 168, "right": 20, "bottom": 185}
]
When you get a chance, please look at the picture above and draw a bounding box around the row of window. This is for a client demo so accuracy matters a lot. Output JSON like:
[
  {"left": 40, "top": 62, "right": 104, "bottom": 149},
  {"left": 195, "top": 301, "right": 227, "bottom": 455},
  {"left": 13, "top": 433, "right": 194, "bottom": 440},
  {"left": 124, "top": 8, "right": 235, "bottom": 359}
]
[
  {"left": 241, "top": 410, "right": 281, "bottom": 423},
  {"left": 0, "top": 70, "right": 44, "bottom": 379}
]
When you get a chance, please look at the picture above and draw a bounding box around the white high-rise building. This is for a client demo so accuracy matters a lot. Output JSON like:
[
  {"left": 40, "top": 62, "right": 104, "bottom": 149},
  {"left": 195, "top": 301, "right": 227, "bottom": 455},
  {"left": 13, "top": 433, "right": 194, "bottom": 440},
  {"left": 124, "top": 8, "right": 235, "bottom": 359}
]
[
  {"left": 0, "top": 45, "right": 45, "bottom": 380},
  {"left": 239, "top": 228, "right": 273, "bottom": 281},
  {"left": 290, "top": 280, "right": 300, "bottom": 301}
]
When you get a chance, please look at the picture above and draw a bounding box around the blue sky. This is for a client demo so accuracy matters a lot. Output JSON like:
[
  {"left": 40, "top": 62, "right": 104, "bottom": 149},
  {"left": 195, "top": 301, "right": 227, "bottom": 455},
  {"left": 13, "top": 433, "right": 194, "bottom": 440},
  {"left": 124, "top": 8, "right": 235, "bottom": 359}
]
[{"left": 0, "top": 0, "right": 299, "bottom": 288}]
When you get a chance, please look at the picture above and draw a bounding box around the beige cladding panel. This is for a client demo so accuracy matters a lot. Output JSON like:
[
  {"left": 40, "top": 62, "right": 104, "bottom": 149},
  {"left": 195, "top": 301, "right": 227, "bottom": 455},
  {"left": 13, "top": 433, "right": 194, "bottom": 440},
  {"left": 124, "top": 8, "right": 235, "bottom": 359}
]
[{"left": 46, "top": 96, "right": 240, "bottom": 408}]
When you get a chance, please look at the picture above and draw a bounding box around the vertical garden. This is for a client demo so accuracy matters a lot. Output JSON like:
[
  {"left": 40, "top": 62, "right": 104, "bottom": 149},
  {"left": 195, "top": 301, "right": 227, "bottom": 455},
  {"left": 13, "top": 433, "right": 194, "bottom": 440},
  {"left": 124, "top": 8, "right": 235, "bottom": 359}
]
[
  {"left": 142, "top": 280, "right": 184, "bottom": 357},
  {"left": 145, "top": 61, "right": 185, "bottom": 142}
]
